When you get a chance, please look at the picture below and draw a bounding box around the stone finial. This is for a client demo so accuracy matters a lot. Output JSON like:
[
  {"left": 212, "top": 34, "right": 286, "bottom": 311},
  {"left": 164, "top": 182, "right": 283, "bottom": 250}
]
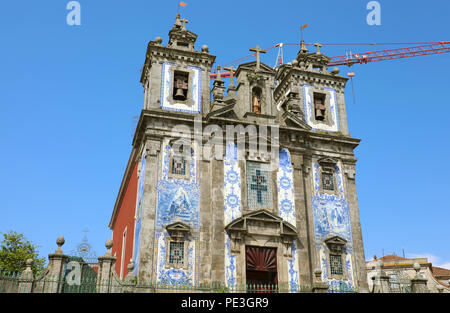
[
  {"left": 437, "top": 285, "right": 444, "bottom": 293},
  {"left": 413, "top": 262, "right": 420, "bottom": 273},
  {"left": 105, "top": 239, "right": 113, "bottom": 250},
  {"left": 330, "top": 67, "right": 340, "bottom": 75},
  {"left": 314, "top": 268, "right": 323, "bottom": 282},
  {"left": 23, "top": 259, "right": 33, "bottom": 274},
  {"left": 55, "top": 236, "right": 65, "bottom": 254},
  {"left": 103, "top": 239, "right": 114, "bottom": 257},
  {"left": 291, "top": 59, "right": 298, "bottom": 67},
  {"left": 155, "top": 37, "right": 163, "bottom": 45},
  {"left": 201, "top": 45, "right": 209, "bottom": 53},
  {"left": 127, "top": 262, "right": 135, "bottom": 272}
]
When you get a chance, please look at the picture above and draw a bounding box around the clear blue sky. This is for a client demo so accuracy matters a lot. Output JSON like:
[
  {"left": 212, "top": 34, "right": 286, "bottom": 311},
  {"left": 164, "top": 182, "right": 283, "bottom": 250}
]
[{"left": 1, "top": 1, "right": 449, "bottom": 269}]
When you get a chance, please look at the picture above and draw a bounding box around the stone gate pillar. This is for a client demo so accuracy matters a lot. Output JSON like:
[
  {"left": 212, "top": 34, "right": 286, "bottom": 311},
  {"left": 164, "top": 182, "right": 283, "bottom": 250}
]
[
  {"left": 411, "top": 263, "right": 428, "bottom": 293},
  {"left": 46, "top": 236, "right": 68, "bottom": 293},
  {"left": 97, "top": 239, "right": 117, "bottom": 293}
]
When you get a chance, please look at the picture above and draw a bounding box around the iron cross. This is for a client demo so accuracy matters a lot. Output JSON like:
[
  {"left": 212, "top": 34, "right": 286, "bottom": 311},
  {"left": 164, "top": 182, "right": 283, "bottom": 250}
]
[{"left": 249, "top": 45, "right": 267, "bottom": 71}]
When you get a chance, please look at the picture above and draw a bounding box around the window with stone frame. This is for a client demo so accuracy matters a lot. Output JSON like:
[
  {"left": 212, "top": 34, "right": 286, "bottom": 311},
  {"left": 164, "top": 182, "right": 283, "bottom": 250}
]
[
  {"left": 169, "top": 241, "right": 184, "bottom": 265},
  {"left": 318, "top": 158, "right": 339, "bottom": 195},
  {"left": 165, "top": 222, "right": 190, "bottom": 270},
  {"left": 171, "top": 155, "right": 187, "bottom": 175},
  {"left": 324, "top": 236, "right": 347, "bottom": 279},
  {"left": 168, "top": 143, "right": 191, "bottom": 180},
  {"left": 330, "top": 254, "right": 343, "bottom": 275},
  {"left": 322, "top": 172, "right": 335, "bottom": 191},
  {"left": 246, "top": 161, "right": 273, "bottom": 210}
]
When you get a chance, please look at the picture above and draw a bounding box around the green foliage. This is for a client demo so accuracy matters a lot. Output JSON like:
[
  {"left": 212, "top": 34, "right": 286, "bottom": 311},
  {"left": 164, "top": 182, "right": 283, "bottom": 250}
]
[{"left": 0, "top": 230, "right": 46, "bottom": 275}]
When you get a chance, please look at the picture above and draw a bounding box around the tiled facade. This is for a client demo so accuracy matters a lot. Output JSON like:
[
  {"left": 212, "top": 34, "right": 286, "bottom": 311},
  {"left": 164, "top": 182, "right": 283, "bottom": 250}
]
[{"left": 109, "top": 14, "right": 368, "bottom": 292}]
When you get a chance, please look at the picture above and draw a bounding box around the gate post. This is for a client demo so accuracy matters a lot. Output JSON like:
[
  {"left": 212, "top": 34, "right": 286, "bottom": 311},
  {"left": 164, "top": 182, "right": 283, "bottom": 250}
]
[
  {"left": 411, "top": 263, "right": 428, "bottom": 293},
  {"left": 18, "top": 259, "right": 34, "bottom": 293},
  {"left": 97, "top": 239, "right": 116, "bottom": 293},
  {"left": 46, "top": 236, "right": 68, "bottom": 293}
]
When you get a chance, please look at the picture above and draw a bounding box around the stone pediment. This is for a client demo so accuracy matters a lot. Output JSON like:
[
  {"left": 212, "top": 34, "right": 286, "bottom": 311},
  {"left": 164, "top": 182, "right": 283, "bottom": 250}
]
[
  {"left": 166, "top": 222, "right": 191, "bottom": 234},
  {"left": 236, "top": 61, "right": 275, "bottom": 76},
  {"left": 282, "top": 111, "right": 312, "bottom": 130},
  {"left": 225, "top": 210, "right": 298, "bottom": 256},
  {"left": 318, "top": 157, "right": 339, "bottom": 172},
  {"left": 225, "top": 209, "right": 297, "bottom": 237},
  {"left": 324, "top": 235, "right": 347, "bottom": 246},
  {"left": 324, "top": 235, "right": 347, "bottom": 253},
  {"left": 207, "top": 100, "right": 237, "bottom": 119}
]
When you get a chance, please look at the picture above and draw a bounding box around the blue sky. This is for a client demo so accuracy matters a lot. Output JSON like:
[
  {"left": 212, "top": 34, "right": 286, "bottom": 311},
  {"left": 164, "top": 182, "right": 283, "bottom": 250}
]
[{"left": 1, "top": 1, "right": 449, "bottom": 269}]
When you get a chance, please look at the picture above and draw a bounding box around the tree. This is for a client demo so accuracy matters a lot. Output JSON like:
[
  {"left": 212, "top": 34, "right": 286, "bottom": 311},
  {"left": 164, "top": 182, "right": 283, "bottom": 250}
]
[{"left": 0, "top": 231, "right": 46, "bottom": 275}]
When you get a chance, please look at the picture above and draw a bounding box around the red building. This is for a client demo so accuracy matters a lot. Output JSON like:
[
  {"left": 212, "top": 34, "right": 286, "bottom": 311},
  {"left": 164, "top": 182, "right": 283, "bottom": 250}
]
[{"left": 109, "top": 151, "right": 138, "bottom": 279}]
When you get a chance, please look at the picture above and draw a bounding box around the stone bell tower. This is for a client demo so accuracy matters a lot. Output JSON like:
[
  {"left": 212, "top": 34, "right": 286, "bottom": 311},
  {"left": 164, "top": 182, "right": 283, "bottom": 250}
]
[
  {"left": 272, "top": 40, "right": 368, "bottom": 291},
  {"left": 140, "top": 13, "right": 216, "bottom": 115}
]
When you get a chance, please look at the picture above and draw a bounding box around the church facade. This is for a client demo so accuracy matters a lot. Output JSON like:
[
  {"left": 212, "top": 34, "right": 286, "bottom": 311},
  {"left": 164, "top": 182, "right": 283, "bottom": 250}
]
[{"left": 108, "top": 14, "right": 368, "bottom": 291}]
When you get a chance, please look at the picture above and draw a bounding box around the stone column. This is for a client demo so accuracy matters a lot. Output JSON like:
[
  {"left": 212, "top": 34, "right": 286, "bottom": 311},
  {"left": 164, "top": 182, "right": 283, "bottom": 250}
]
[
  {"left": 137, "top": 140, "right": 161, "bottom": 282},
  {"left": 97, "top": 239, "right": 117, "bottom": 293},
  {"left": 46, "top": 236, "right": 68, "bottom": 293},
  {"left": 371, "top": 260, "right": 391, "bottom": 293},
  {"left": 291, "top": 152, "right": 314, "bottom": 285},
  {"left": 18, "top": 259, "right": 34, "bottom": 293},
  {"left": 312, "top": 269, "right": 329, "bottom": 293},
  {"left": 302, "top": 155, "right": 317, "bottom": 284},
  {"left": 199, "top": 157, "right": 212, "bottom": 283},
  {"left": 210, "top": 156, "right": 225, "bottom": 283},
  {"left": 343, "top": 161, "right": 369, "bottom": 292},
  {"left": 411, "top": 263, "right": 428, "bottom": 293}
]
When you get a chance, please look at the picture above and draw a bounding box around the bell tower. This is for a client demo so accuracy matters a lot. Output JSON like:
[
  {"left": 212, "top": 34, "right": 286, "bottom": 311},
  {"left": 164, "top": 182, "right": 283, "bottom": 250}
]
[{"left": 140, "top": 13, "right": 216, "bottom": 115}]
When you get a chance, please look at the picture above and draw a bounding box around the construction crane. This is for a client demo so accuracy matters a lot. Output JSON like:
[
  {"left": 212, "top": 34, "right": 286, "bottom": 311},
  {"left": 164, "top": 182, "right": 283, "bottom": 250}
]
[{"left": 209, "top": 41, "right": 450, "bottom": 79}]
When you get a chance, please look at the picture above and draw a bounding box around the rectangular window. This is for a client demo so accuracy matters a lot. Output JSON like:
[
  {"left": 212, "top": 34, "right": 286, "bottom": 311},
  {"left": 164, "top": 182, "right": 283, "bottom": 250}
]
[
  {"left": 246, "top": 161, "right": 273, "bottom": 209},
  {"left": 330, "top": 254, "right": 343, "bottom": 275},
  {"left": 169, "top": 242, "right": 184, "bottom": 265},
  {"left": 120, "top": 228, "right": 127, "bottom": 279},
  {"left": 171, "top": 156, "right": 186, "bottom": 175},
  {"left": 322, "top": 172, "right": 335, "bottom": 191}
]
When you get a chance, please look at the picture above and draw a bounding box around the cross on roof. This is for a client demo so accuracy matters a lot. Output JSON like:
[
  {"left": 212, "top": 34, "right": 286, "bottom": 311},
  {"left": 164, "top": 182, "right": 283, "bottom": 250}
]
[
  {"left": 314, "top": 42, "right": 322, "bottom": 54},
  {"left": 223, "top": 65, "right": 236, "bottom": 86},
  {"left": 249, "top": 45, "right": 267, "bottom": 71},
  {"left": 216, "top": 65, "right": 222, "bottom": 81},
  {"left": 181, "top": 18, "right": 189, "bottom": 30}
]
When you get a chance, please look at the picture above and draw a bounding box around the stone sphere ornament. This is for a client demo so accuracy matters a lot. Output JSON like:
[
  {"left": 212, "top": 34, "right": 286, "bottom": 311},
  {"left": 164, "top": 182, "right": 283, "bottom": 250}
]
[{"left": 105, "top": 239, "right": 114, "bottom": 250}]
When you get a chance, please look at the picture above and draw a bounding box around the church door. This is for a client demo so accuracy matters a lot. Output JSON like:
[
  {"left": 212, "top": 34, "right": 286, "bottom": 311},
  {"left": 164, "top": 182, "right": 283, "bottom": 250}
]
[{"left": 245, "top": 246, "right": 277, "bottom": 292}]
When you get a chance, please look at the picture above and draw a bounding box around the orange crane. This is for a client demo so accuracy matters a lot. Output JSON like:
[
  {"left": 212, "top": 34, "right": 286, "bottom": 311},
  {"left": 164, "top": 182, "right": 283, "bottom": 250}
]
[{"left": 209, "top": 41, "right": 450, "bottom": 79}]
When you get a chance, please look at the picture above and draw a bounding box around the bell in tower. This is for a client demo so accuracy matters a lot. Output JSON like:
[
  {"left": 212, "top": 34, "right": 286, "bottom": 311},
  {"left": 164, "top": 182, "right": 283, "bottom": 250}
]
[
  {"left": 314, "top": 94, "right": 326, "bottom": 121},
  {"left": 173, "top": 71, "right": 189, "bottom": 101}
]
